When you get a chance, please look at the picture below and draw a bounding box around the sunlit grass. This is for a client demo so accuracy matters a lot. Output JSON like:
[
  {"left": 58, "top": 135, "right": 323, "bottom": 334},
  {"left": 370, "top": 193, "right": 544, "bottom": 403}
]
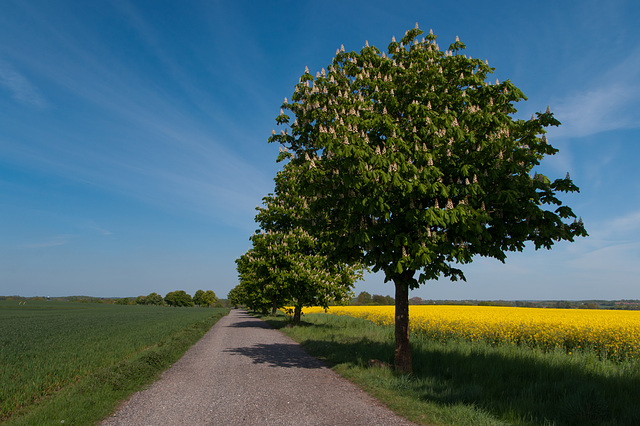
[{"left": 0, "top": 300, "right": 228, "bottom": 423}]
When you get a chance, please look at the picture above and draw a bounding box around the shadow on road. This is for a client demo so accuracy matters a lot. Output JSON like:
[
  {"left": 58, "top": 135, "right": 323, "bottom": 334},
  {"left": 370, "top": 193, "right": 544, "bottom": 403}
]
[
  {"left": 226, "top": 320, "right": 273, "bottom": 329},
  {"left": 224, "top": 343, "right": 326, "bottom": 369}
]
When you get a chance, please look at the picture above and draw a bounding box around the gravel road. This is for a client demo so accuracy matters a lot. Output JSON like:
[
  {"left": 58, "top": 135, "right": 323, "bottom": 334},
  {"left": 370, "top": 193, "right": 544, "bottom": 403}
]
[{"left": 101, "top": 309, "right": 415, "bottom": 425}]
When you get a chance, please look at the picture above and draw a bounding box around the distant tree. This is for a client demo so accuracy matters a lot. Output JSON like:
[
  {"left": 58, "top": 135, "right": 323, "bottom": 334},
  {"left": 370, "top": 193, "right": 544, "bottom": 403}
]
[
  {"left": 356, "top": 291, "right": 372, "bottom": 305},
  {"left": 164, "top": 290, "right": 194, "bottom": 307},
  {"left": 237, "top": 226, "right": 361, "bottom": 323},
  {"left": 203, "top": 290, "right": 218, "bottom": 307},
  {"left": 269, "top": 25, "right": 587, "bottom": 373},
  {"left": 372, "top": 294, "right": 387, "bottom": 305},
  {"left": 193, "top": 290, "right": 206, "bottom": 306},
  {"left": 370, "top": 294, "right": 395, "bottom": 305},
  {"left": 409, "top": 296, "right": 424, "bottom": 305},
  {"left": 553, "top": 301, "right": 573, "bottom": 309},
  {"left": 235, "top": 244, "right": 283, "bottom": 314},
  {"left": 145, "top": 292, "right": 164, "bottom": 306},
  {"left": 115, "top": 298, "right": 130, "bottom": 305},
  {"left": 579, "top": 302, "right": 598, "bottom": 309},
  {"left": 227, "top": 283, "right": 250, "bottom": 309},
  {"left": 236, "top": 165, "right": 363, "bottom": 323},
  {"left": 135, "top": 295, "right": 147, "bottom": 305}
]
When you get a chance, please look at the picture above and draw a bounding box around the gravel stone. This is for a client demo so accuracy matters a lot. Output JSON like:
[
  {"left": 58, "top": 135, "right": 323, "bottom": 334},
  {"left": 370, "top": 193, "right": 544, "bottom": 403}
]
[{"left": 101, "top": 309, "right": 415, "bottom": 425}]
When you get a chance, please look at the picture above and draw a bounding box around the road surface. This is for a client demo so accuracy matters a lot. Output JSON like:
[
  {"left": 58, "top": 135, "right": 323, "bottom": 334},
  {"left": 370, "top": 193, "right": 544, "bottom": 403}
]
[{"left": 101, "top": 309, "right": 415, "bottom": 425}]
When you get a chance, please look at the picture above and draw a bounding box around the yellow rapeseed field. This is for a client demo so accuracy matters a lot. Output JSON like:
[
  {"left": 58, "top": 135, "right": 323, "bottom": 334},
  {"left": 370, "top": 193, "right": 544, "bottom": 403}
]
[{"left": 301, "top": 305, "right": 640, "bottom": 361}]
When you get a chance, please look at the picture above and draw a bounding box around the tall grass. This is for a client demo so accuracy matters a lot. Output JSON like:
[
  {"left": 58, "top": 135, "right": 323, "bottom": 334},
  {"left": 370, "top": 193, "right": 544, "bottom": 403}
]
[
  {"left": 264, "top": 312, "right": 640, "bottom": 425},
  {"left": 0, "top": 300, "right": 228, "bottom": 423}
]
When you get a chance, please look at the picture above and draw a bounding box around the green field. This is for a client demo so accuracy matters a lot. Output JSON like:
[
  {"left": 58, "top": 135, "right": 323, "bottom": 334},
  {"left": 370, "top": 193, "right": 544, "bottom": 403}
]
[{"left": 0, "top": 300, "right": 228, "bottom": 423}]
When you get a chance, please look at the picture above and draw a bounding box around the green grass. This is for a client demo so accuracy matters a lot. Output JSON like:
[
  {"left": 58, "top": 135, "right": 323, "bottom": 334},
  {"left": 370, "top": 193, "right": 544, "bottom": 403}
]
[
  {"left": 0, "top": 300, "right": 229, "bottom": 424},
  {"left": 262, "top": 312, "right": 640, "bottom": 425}
]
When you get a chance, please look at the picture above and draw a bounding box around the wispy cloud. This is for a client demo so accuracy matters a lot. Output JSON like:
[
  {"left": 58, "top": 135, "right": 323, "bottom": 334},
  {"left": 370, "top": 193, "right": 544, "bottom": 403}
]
[
  {"left": 22, "top": 234, "right": 74, "bottom": 249},
  {"left": 85, "top": 221, "right": 113, "bottom": 236},
  {"left": 561, "top": 210, "right": 640, "bottom": 279},
  {"left": 580, "top": 210, "right": 640, "bottom": 248},
  {"left": 549, "top": 46, "right": 640, "bottom": 139},
  {"left": 0, "top": 8, "right": 275, "bottom": 230},
  {"left": 602, "top": 210, "right": 640, "bottom": 236},
  {"left": 0, "top": 60, "right": 47, "bottom": 108}
]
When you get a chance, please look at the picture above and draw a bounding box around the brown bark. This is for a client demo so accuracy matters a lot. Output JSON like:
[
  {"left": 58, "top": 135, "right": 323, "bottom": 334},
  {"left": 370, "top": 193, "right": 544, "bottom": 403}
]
[
  {"left": 394, "top": 271, "right": 412, "bottom": 374},
  {"left": 293, "top": 305, "right": 302, "bottom": 325}
]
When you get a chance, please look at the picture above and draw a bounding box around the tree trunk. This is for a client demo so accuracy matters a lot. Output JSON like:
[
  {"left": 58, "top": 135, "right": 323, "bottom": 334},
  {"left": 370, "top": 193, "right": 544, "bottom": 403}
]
[
  {"left": 293, "top": 305, "right": 302, "bottom": 325},
  {"left": 394, "top": 272, "right": 413, "bottom": 374},
  {"left": 271, "top": 297, "right": 278, "bottom": 316}
]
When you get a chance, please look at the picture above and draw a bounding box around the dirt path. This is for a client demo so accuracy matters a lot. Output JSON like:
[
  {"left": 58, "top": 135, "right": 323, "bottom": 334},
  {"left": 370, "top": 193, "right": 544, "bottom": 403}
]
[{"left": 101, "top": 309, "right": 414, "bottom": 425}]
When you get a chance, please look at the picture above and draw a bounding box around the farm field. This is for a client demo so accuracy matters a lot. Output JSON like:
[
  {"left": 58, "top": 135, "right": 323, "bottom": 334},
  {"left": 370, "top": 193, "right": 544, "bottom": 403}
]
[
  {"left": 0, "top": 300, "right": 228, "bottom": 423},
  {"left": 269, "top": 307, "right": 640, "bottom": 424},
  {"left": 303, "top": 305, "right": 640, "bottom": 362}
]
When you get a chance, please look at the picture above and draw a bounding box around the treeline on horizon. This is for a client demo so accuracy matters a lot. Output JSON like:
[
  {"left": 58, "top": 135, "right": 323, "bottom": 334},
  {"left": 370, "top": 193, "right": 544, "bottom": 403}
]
[
  {"left": 3, "top": 294, "right": 640, "bottom": 311},
  {"left": 1, "top": 290, "right": 230, "bottom": 308},
  {"left": 341, "top": 292, "right": 640, "bottom": 310}
]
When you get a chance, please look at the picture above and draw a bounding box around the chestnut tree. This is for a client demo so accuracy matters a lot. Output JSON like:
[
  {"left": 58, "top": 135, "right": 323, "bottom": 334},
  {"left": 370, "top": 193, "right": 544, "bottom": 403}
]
[{"left": 269, "top": 25, "right": 587, "bottom": 373}]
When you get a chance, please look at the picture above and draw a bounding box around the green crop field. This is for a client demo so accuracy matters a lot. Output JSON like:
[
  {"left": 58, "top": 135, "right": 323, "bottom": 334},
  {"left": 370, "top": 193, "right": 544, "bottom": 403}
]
[{"left": 0, "top": 300, "right": 228, "bottom": 423}]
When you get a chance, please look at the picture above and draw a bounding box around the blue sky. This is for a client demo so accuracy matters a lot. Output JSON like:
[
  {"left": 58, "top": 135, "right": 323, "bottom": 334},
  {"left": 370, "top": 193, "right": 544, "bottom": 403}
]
[{"left": 1, "top": 0, "right": 638, "bottom": 300}]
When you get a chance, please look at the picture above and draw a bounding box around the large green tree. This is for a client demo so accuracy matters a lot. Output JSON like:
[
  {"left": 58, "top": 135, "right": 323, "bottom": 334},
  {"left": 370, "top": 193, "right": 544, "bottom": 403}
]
[{"left": 269, "top": 25, "right": 587, "bottom": 373}]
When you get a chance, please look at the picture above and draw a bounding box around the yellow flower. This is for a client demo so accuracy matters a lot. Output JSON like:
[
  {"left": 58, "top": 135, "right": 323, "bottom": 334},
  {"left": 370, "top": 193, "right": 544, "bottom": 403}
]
[{"left": 301, "top": 305, "right": 640, "bottom": 361}]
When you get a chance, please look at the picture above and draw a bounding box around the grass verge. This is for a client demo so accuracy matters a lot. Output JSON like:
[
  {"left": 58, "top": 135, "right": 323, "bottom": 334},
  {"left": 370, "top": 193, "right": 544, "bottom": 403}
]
[
  {"left": 261, "top": 312, "right": 640, "bottom": 425},
  {"left": 5, "top": 307, "right": 229, "bottom": 425}
]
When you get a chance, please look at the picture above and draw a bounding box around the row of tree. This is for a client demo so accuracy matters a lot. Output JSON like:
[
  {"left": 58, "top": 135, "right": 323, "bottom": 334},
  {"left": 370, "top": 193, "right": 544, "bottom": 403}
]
[
  {"left": 229, "top": 178, "right": 364, "bottom": 323},
  {"left": 115, "top": 290, "right": 218, "bottom": 307},
  {"left": 234, "top": 25, "right": 586, "bottom": 373}
]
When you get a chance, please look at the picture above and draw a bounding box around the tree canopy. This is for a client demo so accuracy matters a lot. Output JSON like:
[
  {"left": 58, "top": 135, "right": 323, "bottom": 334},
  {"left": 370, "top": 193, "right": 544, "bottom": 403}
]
[
  {"left": 235, "top": 180, "right": 363, "bottom": 323},
  {"left": 164, "top": 290, "right": 194, "bottom": 307},
  {"left": 193, "top": 289, "right": 218, "bottom": 307},
  {"left": 269, "top": 25, "right": 587, "bottom": 372}
]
